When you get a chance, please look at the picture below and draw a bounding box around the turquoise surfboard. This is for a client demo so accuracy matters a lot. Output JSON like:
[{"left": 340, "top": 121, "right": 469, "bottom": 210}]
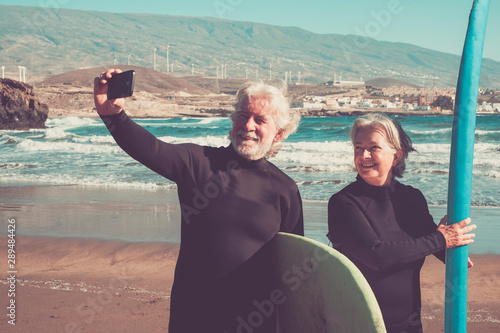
[
  {"left": 444, "top": 1, "right": 490, "bottom": 332},
  {"left": 271, "top": 232, "right": 386, "bottom": 333}
]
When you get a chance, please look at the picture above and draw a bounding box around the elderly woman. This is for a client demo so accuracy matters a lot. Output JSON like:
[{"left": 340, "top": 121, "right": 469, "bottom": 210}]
[{"left": 327, "top": 113, "right": 476, "bottom": 333}]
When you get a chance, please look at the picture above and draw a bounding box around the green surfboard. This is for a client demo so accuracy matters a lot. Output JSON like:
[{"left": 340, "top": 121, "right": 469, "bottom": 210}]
[{"left": 271, "top": 232, "right": 386, "bottom": 332}]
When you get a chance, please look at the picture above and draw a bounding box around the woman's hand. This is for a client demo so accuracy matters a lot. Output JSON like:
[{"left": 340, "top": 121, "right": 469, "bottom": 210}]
[
  {"left": 93, "top": 69, "right": 125, "bottom": 116},
  {"left": 437, "top": 216, "right": 477, "bottom": 248}
]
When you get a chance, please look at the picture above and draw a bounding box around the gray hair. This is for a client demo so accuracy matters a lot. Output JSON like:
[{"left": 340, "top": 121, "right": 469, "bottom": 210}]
[
  {"left": 230, "top": 80, "right": 301, "bottom": 158},
  {"left": 351, "top": 113, "right": 416, "bottom": 178}
]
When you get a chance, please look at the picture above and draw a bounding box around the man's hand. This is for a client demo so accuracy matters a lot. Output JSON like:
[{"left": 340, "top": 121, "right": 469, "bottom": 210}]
[{"left": 93, "top": 69, "right": 125, "bottom": 116}]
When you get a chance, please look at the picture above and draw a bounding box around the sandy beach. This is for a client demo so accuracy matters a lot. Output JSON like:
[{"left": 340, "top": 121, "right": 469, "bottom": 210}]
[
  {"left": 1, "top": 185, "right": 499, "bottom": 332},
  {"left": 0, "top": 236, "right": 176, "bottom": 332},
  {"left": 1, "top": 234, "right": 499, "bottom": 332}
]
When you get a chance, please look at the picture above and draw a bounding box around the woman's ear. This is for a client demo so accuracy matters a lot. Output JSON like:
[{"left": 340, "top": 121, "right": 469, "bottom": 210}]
[{"left": 393, "top": 150, "right": 403, "bottom": 166}]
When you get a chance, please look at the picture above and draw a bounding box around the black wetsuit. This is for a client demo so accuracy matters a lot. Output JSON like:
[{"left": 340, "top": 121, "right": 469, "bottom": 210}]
[
  {"left": 101, "top": 111, "right": 304, "bottom": 333},
  {"left": 327, "top": 175, "right": 446, "bottom": 333}
]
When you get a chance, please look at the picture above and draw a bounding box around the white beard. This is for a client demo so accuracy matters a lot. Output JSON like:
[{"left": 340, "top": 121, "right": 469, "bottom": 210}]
[{"left": 231, "top": 131, "right": 273, "bottom": 161}]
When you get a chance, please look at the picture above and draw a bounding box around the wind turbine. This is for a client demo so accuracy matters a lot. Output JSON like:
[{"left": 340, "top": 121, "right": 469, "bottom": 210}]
[
  {"left": 167, "top": 44, "right": 170, "bottom": 73},
  {"left": 18, "top": 66, "right": 26, "bottom": 82},
  {"left": 153, "top": 48, "right": 157, "bottom": 71}
]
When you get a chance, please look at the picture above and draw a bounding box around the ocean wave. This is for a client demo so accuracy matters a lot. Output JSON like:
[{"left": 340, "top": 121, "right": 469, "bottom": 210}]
[
  {"left": 157, "top": 125, "right": 224, "bottom": 131},
  {"left": 275, "top": 148, "right": 353, "bottom": 169},
  {"left": 408, "top": 128, "right": 451, "bottom": 135},
  {"left": 17, "top": 138, "right": 124, "bottom": 154},
  {"left": 283, "top": 141, "right": 353, "bottom": 153},
  {"left": 408, "top": 163, "right": 500, "bottom": 179},
  {"left": 282, "top": 163, "right": 353, "bottom": 174},
  {"left": 23, "top": 127, "right": 83, "bottom": 141},
  {"left": 196, "top": 117, "right": 228, "bottom": 125},
  {"left": 72, "top": 135, "right": 117, "bottom": 144},
  {"left": 410, "top": 160, "right": 442, "bottom": 166},
  {"left": 137, "top": 117, "right": 228, "bottom": 126},
  {"left": 46, "top": 117, "right": 101, "bottom": 129},
  {"left": 0, "top": 173, "right": 177, "bottom": 190},
  {"left": 157, "top": 135, "right": 229, "bottom": 147},
  {"left": 406, "top": 126, "right": 499, "bottom": 140},
  {"left": 44, "top": 127, "right": 76, "bottom": 140},
  {"left": 473, "top": 169, "right": 500, "bottom": 179},
  {"left": 0, "top": 134, "right": 21, "bottom": 145},
  {"left": 413, "top": 143, "right": 451, "bottom": 153},
  {"left": 474, "top": 142, "right": 500, "bottom": 153},
  {"left": 475, "top": 129, "right": 500, "bottom": 135},
  {"left": 296, "top": 179, "right": 350, "bottom": 186},
  {"left": 469, "top": 201, "right": 500, "bottom": 208},
  {"left": 0, "top": 163, "right": 38, "bottom": 169},
  {"left": 408, "top": 168, "right": 449, "bottom": 175}
]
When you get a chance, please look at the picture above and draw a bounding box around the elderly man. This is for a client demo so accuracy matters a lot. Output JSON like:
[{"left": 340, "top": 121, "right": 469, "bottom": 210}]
[{"left": 94, "top": 69, "right": 304, "bottom": 332}]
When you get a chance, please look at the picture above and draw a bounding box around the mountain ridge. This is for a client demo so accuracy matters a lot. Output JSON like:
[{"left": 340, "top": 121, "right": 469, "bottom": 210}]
[{"left": 1, "top": 5, "right": 499, "bottom": 88}]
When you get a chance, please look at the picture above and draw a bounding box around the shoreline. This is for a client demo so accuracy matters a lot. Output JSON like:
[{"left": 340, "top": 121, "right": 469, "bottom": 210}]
[
  {"left": 47, "top": 107, "right": 456, "bottom": 120},
  {"left": 1, "top": 184, "right": 498, "bottom": 254},
  {"left": 0, "top": 235, "right": 499, "bottom": 332},
  {"left": 45, "top": 106, "right": 499, "bottom": 121}
]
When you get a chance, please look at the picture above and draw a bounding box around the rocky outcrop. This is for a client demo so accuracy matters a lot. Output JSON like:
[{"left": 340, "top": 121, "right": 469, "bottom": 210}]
[{"left": 0, "top": 79, "right": 49, "bottom": 130}]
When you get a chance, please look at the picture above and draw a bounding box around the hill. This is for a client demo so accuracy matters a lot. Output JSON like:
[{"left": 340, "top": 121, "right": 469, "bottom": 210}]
[
  {"left": 40, "top": 65, "right": 213, "bottom": 95},
  {"left": 1, "top": 5, "right": 500, "bottom": 88}
]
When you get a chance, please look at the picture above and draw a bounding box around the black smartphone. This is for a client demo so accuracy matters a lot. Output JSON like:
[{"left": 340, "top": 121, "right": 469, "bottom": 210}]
[{"left": 107, "top": 70, "right": 135, "bottom": 100}]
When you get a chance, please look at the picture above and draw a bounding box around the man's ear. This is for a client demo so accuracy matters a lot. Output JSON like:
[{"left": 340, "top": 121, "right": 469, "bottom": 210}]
[{"left": 273, "top": 129, "right": 284, "bottom": 143}]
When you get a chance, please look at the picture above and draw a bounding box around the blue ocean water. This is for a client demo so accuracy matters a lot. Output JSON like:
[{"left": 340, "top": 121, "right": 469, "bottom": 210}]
[
  {"left": 1, "top": 114, "right": 499, "bottom": 207},
  {"left": 1, "top": 114, "right": 499, "bottom": 253}
]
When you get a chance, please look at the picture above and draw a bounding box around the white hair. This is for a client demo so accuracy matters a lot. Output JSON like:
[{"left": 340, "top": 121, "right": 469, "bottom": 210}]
[{"left": 230, "top": 80, "right": 301, "bottom": 158}]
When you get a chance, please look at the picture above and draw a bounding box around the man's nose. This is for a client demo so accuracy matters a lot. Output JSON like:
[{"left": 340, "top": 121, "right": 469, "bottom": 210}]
[
  {"left": 243, "top": 117, "right": 256, "bottom": 131},
  {"left": 362, "top": 149, "right": 371, "bottom": 158}
]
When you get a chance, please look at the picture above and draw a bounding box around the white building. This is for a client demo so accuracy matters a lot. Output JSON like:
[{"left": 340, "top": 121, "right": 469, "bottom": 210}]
[{"left": 303, "top": 102, "right": 324, "bottom": 109}]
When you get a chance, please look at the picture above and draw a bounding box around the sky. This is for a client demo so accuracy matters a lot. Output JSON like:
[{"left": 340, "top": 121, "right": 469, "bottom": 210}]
[{"left": 1, "top": 0, "right": 499, "bottom": 62}]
